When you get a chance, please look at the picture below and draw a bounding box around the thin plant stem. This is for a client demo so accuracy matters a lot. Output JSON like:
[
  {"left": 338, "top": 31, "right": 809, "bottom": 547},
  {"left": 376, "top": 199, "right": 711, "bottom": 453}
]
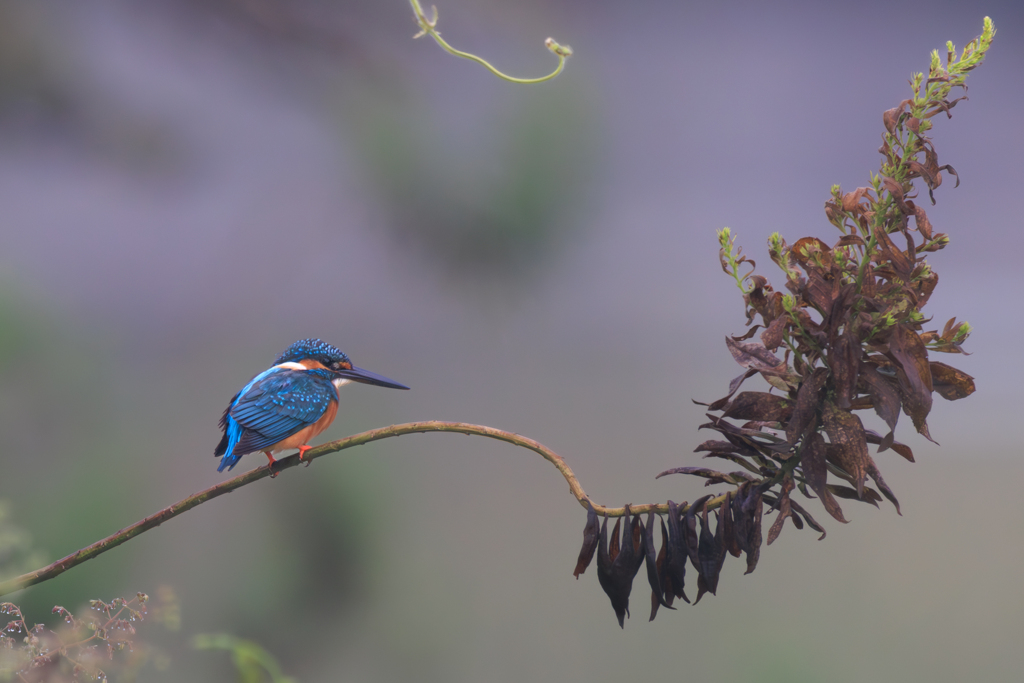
[{"left": 0, "top": 421, "right": 722, "bottom": 598}]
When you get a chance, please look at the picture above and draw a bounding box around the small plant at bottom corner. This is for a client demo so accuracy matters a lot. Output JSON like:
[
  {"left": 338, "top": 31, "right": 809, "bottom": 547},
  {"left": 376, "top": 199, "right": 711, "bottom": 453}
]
[{"left": 1, "top": 592, "right": 156, "bottom": 682}]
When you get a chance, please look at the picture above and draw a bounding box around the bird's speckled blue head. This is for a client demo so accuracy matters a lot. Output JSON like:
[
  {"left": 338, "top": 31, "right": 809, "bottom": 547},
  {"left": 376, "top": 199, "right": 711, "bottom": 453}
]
[{"left": 274, "top": 338, "right": 351, "bottom": 367}]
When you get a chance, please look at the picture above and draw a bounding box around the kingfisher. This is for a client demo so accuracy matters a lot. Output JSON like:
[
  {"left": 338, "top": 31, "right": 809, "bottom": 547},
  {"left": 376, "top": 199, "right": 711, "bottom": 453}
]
[{"left": 215, "top": 338, "right": 409, "bottom": 472}]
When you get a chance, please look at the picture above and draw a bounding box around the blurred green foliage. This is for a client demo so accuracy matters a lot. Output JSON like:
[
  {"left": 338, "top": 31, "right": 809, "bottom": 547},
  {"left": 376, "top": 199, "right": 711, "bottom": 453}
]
[
  {"left": 0, "top": 0, "right": 74, "bottom": 121},
  {"left": 339, "top": 74, "right": 600, "bottom": 280},
  {"left": 194, "top": 634, "right": 296, "bottom": 683},
  {"left": 0, "top": 501, "right": 44, "bottom": 584}
]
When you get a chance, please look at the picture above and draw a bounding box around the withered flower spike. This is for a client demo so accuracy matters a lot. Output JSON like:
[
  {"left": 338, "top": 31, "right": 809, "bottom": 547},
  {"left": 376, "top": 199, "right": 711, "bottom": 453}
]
[
  {"left": 673, "top": 24, "right": 992, "bottom": 616},
  {"left": 573, "top": 502, "right": 600, "bottom": 579}
]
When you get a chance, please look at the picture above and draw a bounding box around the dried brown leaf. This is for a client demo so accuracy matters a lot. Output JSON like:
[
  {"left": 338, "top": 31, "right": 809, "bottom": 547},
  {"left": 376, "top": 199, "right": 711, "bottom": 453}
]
[
  {"left": 790, "top": 237, "right": 833, "bottom": 271},
  {"left": 859, "top": 363, "right": 901, "bottom": 433},
  {"left": 720, "top": 491, "right": 740, "bottom": 558},
  {"left": 596, "top": 508, "right": 645, "bottom": 628},
  {"left": 929, "top": 361, "right": 976, "bottom": 400},
  {"left": 865, "top": 459, "right": 901, "bottom": 515},
  {"left": 863, "top": 428, "right": 915, "bottom": 462},
  {"left": 683, "top": 495, "right": 713, "bottom": 575},
  {"left": 786, "top": 367, "right": 829, "bottom": 443},
  {"left": 882, "top": 100, "right": 912, "bottom": 134},
  {"left": 655, "top": 467, "right": 747, "bottom": 486},
  {"left": 760, "top": 316, "right": 787, "bottom": 351},
  {"left": 766, "top": 476, "right": 795, "bottom": 545},
  {"left": 888, "top": 324, "right": 936, "bottom": 441},
  {"left": 801, "top": 432, "right": 848, "bottom": 523},
  {"left": 787, "top": 499, "right": 827, "bottom": 540},
  {"left": 827, "top": 484, "right": 883, "bottom": 507},
  {"left": 822, "top": 401, "right": 870, "bottom": 497},
  {"left": 830, "top": 328, "right": 862, "bottom": 410},
  {"left": 913, "top": 205, "right": 934, "bottom": 240},
  {"left": 731, "top": 326, "right": 762, "bottom": 342},
  {"left": 915, "top": 269, "right": 938, "bottom": 309},
  {"left": 803, "top": 271, "right": 835, "bottom": 312},
  {"left": 693, "top": 440, "right": 744, "bottom": 455},
  {"left": 723, "top": 392, "right": 794, "bottom": 422},
  {"left": 873, "top": 224, "right": 914, "bottom": 281},
  {"left": 725, "top": 337, "right": 789, "bottom": 376},
  {"left": 695, "top": 502, "right": 727, "bottom": 602},
  {"left": 731, "top": 483, "right": 764, "bottom": 575},
  {"left": 841, "top": 187, "right": 874, "bottom": 213},
  {"left": 702, "top": 414, "right": 789, "bottom": 454},
  {"left": 663, "top": 501, "right": 691, "bottom": 606},
  {"left": 573, "top": 503, "right": 600, "bottom": 578},
  {"left": 644, "top": 512, "right": 672, "bottom": 621},
  {"left": 699, "top": 369, "right": 758, "bottom": 411},
  {"left": 835, "top": 234, "right": 866, "bottom": 249},
  {"left": 908, "top": 143, "right": 960, "bottom": 204}
]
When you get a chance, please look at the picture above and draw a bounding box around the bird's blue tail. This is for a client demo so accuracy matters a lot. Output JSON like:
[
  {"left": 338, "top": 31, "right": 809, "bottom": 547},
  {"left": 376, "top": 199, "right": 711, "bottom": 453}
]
[{"left": 217, "top": 416, "right": 245, "bottom": 472}]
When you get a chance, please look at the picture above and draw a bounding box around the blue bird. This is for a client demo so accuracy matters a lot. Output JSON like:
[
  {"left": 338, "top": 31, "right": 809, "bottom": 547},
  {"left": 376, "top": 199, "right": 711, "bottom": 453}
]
[{"left": 215, "top": 338, "right": 409, "bottom": 472}]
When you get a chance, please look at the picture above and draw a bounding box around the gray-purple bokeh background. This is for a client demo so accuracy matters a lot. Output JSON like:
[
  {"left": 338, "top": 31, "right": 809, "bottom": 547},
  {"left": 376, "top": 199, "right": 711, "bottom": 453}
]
[{"left": 1, "top": 0, "right": 1022, "bottom": 680}]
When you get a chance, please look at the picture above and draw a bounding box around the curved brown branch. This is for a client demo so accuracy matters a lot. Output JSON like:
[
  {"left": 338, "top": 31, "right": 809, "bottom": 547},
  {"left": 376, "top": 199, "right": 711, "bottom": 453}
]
[{"left": 0, "top": 421, "right": 723, "bottom": 598}]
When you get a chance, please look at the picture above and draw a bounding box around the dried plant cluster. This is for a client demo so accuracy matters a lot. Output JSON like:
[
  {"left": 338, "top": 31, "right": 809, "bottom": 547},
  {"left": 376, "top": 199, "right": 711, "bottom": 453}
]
[
  {"left": 573, "top": 18, "right": 993, "bottom": 628},
  {"left": 0, "top": 592, "right": 175, "bottom": 682}
]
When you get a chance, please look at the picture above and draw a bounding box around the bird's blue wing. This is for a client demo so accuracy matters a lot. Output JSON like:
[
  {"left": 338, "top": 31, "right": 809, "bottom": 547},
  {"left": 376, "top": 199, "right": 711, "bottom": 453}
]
[{"left": 217, "top": 368, "right": 336, "bottom": 471}]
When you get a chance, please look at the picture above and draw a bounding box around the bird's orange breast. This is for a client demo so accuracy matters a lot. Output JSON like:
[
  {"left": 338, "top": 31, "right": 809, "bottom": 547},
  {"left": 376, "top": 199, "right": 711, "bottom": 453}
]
[{"left": 266, "top": 393, "right": 339, "bottom": 453}]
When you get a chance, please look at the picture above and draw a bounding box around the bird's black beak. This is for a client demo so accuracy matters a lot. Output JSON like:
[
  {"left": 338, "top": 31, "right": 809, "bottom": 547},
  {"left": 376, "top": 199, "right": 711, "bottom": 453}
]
[{"left": 336, "top": 366, "right": 410, "bottom": 390}]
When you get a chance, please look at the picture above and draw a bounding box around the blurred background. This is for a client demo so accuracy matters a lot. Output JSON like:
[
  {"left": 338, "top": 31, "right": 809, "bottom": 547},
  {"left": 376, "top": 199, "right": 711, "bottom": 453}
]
[{"left": 0, "top": 0, "right": 1021, "bottom": 680}]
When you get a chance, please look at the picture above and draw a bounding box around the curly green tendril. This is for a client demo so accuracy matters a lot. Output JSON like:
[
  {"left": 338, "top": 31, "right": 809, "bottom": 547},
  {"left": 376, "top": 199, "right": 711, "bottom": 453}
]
[{"left": 410, "top": 0, "right": 572, "bottom": 83}]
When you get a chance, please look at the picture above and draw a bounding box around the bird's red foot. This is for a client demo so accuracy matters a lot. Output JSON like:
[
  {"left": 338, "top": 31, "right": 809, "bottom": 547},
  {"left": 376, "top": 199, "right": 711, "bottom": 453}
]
[
  {"left": 265, "top": 451, "right": 279, "bottom": 478},
  {"left": 297, "top": 445, "right": 313, "bottom": 466}
]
